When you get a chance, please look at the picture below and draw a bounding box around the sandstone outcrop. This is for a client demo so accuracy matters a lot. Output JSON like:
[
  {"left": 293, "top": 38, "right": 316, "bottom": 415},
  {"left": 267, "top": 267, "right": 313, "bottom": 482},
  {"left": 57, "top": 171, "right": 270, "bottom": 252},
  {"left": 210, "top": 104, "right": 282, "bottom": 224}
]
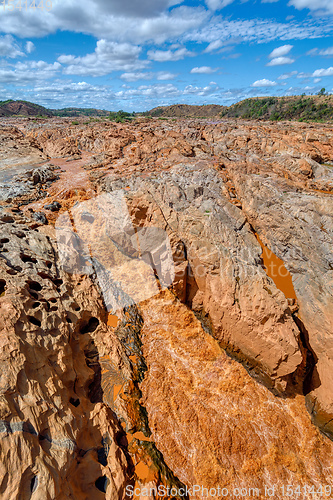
[
  {"left": 140, "top": 290, "right": 333, "bottom": 499},
  {"left": 0, "top": 116, "right": 332, "bottom": 498}
]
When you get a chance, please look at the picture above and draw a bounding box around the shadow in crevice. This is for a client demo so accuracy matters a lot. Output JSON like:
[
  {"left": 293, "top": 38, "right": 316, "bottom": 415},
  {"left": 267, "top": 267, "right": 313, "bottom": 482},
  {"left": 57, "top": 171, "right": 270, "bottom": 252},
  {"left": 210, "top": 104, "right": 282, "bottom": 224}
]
[
  {"left": 84, "top": 337, "right": 103, "bottom": 404},
  {"left": 292, "top": 313, "right": 321, "bottom": 395}
]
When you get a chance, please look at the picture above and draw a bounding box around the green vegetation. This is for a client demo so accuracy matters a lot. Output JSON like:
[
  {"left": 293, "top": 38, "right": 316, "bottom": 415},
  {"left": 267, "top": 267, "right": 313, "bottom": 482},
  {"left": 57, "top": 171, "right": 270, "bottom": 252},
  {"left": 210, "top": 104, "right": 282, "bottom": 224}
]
[
  {"left": 0, "top": 99, "right": 14, "bottom": 106},
  {"left": 147, "top": 107, "right": 165, "bottom": 117},
  {"left": 108, "top": 110, "right": 136, "bottom": 123},
  {"left": 220, "top": 94, "right": 333, "bottom": 122},
  {"left": 53, "top": 107, "right": 108, "bottom": 117}
]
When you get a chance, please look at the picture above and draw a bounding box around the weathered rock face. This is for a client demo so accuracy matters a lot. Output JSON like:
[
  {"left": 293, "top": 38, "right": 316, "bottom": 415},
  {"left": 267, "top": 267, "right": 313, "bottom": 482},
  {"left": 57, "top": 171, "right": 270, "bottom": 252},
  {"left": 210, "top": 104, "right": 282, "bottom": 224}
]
[
  {"left": 0, "top": 116, "right": 333, "bottom": 499},
  {"left": 140, "top": 290, "right": 333, "bottom": 499},
  {"left": 0, "top": 125, "right": 46, "bottom": 169},
  {"left": 0, "top": 216, "right": 132, "bottom": 499},
  {"left": 231, "top": 173, "right": 333, "bottom": 432}
]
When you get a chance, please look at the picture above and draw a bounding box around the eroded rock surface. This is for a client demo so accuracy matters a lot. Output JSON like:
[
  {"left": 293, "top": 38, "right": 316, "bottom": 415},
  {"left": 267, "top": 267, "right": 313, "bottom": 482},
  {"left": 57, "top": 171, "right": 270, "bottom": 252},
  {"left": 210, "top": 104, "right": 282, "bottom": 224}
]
[
  {"left": 140, "top": 290, "right": 333, "bottom": 500},
  {"left": 0, "top": 116, "right": 332, "bottom": 499}
]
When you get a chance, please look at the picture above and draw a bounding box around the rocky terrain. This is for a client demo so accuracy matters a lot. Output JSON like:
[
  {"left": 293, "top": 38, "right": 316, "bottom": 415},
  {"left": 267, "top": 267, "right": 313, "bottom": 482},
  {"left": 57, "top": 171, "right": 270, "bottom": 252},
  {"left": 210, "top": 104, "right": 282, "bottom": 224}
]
[{"left": 0, "top": 116, "right": 332, "bottom": 499}]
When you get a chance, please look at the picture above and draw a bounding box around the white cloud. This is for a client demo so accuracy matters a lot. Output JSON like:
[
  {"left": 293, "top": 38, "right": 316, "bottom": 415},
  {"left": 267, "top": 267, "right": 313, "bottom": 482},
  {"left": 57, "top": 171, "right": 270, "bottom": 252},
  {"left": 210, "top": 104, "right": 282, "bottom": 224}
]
[
  {"left": 157, "top": 71, "right": 177, "bottom": 80},
  {"left": 314, "top": 78, "right": 322, "bottom": 83},
  {"left": 319, "top": 47, "right": 333, "bottom": 56},
  {"left": 183, "top": 83, "right": 219, "bottom": 95},
  {"left": 267, "top": 56, "right": 295, "bottom": 66},
  {"left": 115, "top": 82, "right": 220, "bottom": 100},
  {"left": 205, "top": 0, "right": 235, "bottom": 10},
  {"left": 58, "top": 40, "right": 147, "bottom": 77},
  {"left": 184, "top": 18, "right": 333, "bottom": 46},
  {"left": 204, "top": 40, "right": 224, "bottom": 52},
  {"left": 288, "top": 0, "right": 333, "bottom": 15},
  {"left": 0, "top": 60, "right": 61, "bottom": 84},
  {"left": 269, "top": 44, "right": 293, "bottom": 58},
  {"left": 251, "top": 79, "right": 277, "bottom": 87},
  {"left": 0, "top": 2, "right": 208, "bottom": 45},
  {"left": 306, "top": 48, "right": 318, "bottom": 56},
  {"left": 120, "top": 72, "right": 154, "bottom": 82},
  {"left": 278, "top": 70, "right": 298, "bottom": 79},
  {"left": 296, "top": 71, "right": 311, "bottom": 78},
  {"left": 120, "top": 71, "right": 177, "bottom": 81},
  {"left": 307, "top": 47, "right": 333, "bottom": 57},
  {"left": 312, "top": 67, "right": 333, "bottom": 77},
  {"left": 91, "top": 0, "right": 184, "bottom": 17},
  {"left": 25, "top": 41, "right": 35, "bottom": 54},
  {"left": 116, "top": 83, "right": 180, "bottom": 98},
  {"left": 23, "top": 80, "right": 118, "bottom": 109},
  {"left": 190, "top": 66, "right": 218, "bottom": 74},
  {"left": 147, "top": 47, "right": 195, "bottom": 62},
  {"left": 0, "top": 35, "right": 24, "bottom": 58}
]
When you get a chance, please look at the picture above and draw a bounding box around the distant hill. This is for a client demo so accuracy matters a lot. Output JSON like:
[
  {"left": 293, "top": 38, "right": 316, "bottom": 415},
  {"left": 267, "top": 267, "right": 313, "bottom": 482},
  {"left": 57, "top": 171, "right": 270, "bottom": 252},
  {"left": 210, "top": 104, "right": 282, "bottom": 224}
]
[
  {"left": 2, "top": 96, "right": 333, "bottom": 122},
  {"left": 0, "top": 100, "right": 108, "bottom": 118},
  {"left": 51, "top": 107, "right": 109, "bottom": 117},
  {"left": 0, "top": 100, "right": 53, "bottom": 117},
  {"left": 146, "top": 104, "right": 225, "bottom": 118},
  {"left": 220, "top": 94, "right": 333, "bottom": 122}
]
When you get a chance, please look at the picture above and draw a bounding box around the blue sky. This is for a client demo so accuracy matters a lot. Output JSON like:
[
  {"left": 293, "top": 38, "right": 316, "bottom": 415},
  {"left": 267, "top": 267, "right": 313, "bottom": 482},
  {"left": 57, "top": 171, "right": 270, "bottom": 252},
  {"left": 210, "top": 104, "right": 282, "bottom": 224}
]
[{"left": 0, "top": 0, "right": 333, "bottom": 111}]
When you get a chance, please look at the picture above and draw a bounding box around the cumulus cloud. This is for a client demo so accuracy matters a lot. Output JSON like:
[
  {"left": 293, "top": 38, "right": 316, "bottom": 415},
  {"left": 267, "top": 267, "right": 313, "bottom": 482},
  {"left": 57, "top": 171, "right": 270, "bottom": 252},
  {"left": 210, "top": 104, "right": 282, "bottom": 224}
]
[
  {"left": 120, "top": 72, "right": 153, "bottom": 82},
  {"left": 267, "top": 56, "right": 295, "bottom": 66},
  {"left": 0, "top": 60, "right": 61, "bottom": 84},
  {"left": 114, "top": 81, "right": 219, "bottom": 100},
  {"left": 0, "top": 2, "right": 208, "bottom": 44},
  {"left": 183, "top": 83, "right": 219, "bottom": 95},
  {"left": 147, "top": 47, "right": 195, "bottom": 62},
  {"left": 288, "top": 0, "right": 333, "bottom": 15},
  {"left": 91, "top": 0, "right": 184, "bottom": 18},
  {"left": 251, "top": 79, "right": 277, "bottom": 87},
  {"left": 25, "top": 41, "right": 35, "bottom": 54},
  {"left": 157, "top": 71, "right": 177, "bottom": 80},
  {"left": 23, "top": 80, "right": 118, "bottom": 109},
  {"left": 312, "top": 67, "right": 333, "bottom": 77},
  {"left": 269, "top": 44, "right": 293, "bottom": 58},
  {"left": 0, "top": 35, "right": 24, "bottom": 58},
  {"left": 267, "top": 45, "right": 295, "bottom": 67},
  {"left": 190, "top": 66, "right": 218, "bottom": 74},
  {"left": 58, "top": 40, "right": 147, "bottom": 77},
  {"left": 37, "top": 81, "right": 214, "bottom": 111},
  {"left": 205, "top": 0, "right": 235, "bottom": 10},
  {"left": 120, "top": 71, "right": 177, "bottom": 81}
]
